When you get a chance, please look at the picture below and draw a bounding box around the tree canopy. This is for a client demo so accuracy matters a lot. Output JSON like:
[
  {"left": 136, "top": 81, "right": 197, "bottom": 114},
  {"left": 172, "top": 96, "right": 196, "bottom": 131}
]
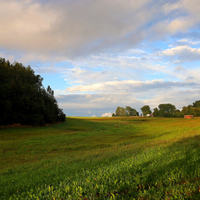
[
  {"left": 115, "top": 106, "right": 126, "bottom": 116},
  {"left": 141, "top": 105, "right": 151, "bottom": 116},
  {"left": 0, "top": 58, "right": 66, "bottom": 126},
  {"left": 125, "top": 106, "right": 138, "bottom": 116},
  {"left": 113, "top": 100, "right": 200, "bottom": 118},
  {"left": 152, "top": 103, "right": 200, "bottom": 118},
  {"left": 192, "top": 100, "right": 200, "bottom": 108},
  {"left": 114, "top": 106, "right": 138, "bottom": 117},
  {"left": 153, "top": 103, "right": 177, "bottom": 117}
]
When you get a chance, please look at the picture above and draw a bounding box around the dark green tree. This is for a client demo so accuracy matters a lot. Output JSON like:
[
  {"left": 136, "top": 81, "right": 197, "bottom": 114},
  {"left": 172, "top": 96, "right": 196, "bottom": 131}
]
[
  {"left": 141, "top": 105, "right": 151, "bottom": 116},
  {"left": 115, "top": 106, "right": 126, "bottom": 116},
  {"left": 153, "top": 104, "right": 176, "bottom": 117},
  {"left": 132, "top": 109, "right": 138, "bottom": 116},
  {"left": 112, "top": 113, "right": 116, "bottom": 117},
  {"left": 191, "top": 107, "right": 200, "bottom": 117},
  {"left": 125, "top": 106, "right": 137, "bottom": 116},
  {"left": 182, "top": 105, "right": 193, "bottom": 115},
  {"left": 0, "top": 58, "right": 66, "bottom": 126},
  {"left": 115, "top": 106, "right": 138, "bottom": 116},
  {"left": 181, "top": 104, "right": 200, "bottom": 117},
  {"left": 153, "top": 108, "right": 159, "bottom": 117},
  {"left": 125, "top": 106, "right": 132, "bottom": 116},
  {"left": 158, "top": 103, "right": 176, "bottom": 117},
  {"left": 193, "top": 100, "right": 200, "bottom": 108}
]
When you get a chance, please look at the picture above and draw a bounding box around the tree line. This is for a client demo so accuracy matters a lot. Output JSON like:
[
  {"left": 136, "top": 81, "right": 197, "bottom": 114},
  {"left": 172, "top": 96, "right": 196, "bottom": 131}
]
[
  {"left": 113, "top": 101, "right": 200, "bottom": 118},
  {"left": 112, "top": 106, "right": 139, "bottom": 117},
  {"left": 0, "top": 58, "right": 66, "bottom": 126}
]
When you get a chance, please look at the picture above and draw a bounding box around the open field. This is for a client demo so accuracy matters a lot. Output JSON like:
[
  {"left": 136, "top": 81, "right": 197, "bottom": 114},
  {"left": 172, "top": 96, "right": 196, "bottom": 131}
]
[{"left": 1, "top": 117, "right": 200, "bottom": 199}]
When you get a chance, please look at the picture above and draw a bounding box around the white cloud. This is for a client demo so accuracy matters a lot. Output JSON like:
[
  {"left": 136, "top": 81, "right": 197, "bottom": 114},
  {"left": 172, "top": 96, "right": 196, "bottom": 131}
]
[
  {"left": 162, "top": 46, "right": 199, "bottom": 56},
  {"left": 144, "top": 89, "right": 200, "bottom": 110},
  {"left": 0, "top": 0, "right": 58, "bottom": 51},
  {"left": 160, "top": 46, "right": 200, "bottom": 62},
  {"left": 59, "top": 48, "right": 168, "bottom": 88},
  {"left": 86, "top": 94, "right": 92, "bottom": 99},
  {"left": 181, "top": 0, "right": 200, "bottom": 19},
  {"left": 101, "top": 112, "right": 112, "bottom": 117},
  {"left": 2, "top": 0, "right": 200, "bottom": 61},
  {"left": 151, "top": 0, "right": 200, "bottom": 38},
  {"left": 64, "top": 79, "right": 199, "bottom": 94},
  {"left": 176, "top": 39, "right": 200, "bottom": 46},
  {"left": 162, "top": 2, "right": 181, "bottom": 14},
  {"left": 0, "top": 0, "right": 155, "bottom": 59},
  {"left": 152, "top": 18, "right": 194, "bottom": 38}
]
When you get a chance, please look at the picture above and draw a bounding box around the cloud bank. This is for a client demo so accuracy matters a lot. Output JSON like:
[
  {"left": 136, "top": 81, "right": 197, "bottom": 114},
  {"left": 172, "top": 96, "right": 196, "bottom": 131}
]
[{"left": 1, "top": 0, "right": 200, "bottom": 116}]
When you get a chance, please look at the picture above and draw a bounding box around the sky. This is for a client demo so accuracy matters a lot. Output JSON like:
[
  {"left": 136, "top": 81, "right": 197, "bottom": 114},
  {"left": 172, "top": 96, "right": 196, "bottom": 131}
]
[{"left": 1, "top": 0, "right": 200, "bottom": 117}]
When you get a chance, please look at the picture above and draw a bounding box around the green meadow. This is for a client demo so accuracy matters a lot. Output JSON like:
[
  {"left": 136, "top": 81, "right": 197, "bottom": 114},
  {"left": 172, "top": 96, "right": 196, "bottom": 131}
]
[{"left": 1, "top": 117, "right": 200, "bottom": 199}]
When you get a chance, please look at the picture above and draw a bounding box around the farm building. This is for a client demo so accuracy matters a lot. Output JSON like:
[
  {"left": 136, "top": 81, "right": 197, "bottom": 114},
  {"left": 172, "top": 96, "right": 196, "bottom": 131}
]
[
  {"left": 184, "top": 115, "right": 194, "bottom": 119},
  {"left": 146, "top": 114, "right": 154, "bottom": 117}
]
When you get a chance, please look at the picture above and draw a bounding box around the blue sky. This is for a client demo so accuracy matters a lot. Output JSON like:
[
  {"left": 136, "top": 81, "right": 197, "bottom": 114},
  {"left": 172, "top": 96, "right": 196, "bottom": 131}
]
[{"left": 1, "top": 0, "right": 200, "bottom": 116}]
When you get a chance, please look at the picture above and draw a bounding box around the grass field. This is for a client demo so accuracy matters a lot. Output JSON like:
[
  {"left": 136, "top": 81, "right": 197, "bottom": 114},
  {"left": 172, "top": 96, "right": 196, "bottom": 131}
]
[{"left": 1, "top": 117, "right": 200, "bottom": 199}]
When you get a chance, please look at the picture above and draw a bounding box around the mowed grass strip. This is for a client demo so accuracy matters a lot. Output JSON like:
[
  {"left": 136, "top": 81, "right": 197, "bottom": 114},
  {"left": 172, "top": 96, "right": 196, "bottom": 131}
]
[{"left": 1, "top": 117, "right": 200, "bottom": 199}]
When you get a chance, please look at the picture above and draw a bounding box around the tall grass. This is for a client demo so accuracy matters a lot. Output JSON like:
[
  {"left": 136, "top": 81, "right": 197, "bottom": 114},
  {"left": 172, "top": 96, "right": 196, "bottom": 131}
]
[{"left": 1, "top": 117, "right": 200, "bottom": 199}]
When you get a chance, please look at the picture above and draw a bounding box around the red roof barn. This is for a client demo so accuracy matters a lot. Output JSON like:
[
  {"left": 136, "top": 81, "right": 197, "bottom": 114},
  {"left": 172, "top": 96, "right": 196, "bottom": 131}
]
[{"left": 184, "top": 115, "right": 194, "bottom": 119}]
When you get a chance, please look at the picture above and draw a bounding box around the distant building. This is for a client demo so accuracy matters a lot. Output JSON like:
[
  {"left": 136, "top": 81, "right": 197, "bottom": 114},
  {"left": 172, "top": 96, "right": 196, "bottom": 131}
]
[
  {"left": 184, "top": 115, "right": 194, "bottom": 119},
  {"left": 146, "top": 114, "right": 153, "bottom": 117}
]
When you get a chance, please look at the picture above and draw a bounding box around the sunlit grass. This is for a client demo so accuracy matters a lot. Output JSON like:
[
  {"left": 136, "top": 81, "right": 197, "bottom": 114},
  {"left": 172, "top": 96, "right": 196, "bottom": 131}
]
[{"left": 1, "top": 117, "right": 200, "bottom": 199}]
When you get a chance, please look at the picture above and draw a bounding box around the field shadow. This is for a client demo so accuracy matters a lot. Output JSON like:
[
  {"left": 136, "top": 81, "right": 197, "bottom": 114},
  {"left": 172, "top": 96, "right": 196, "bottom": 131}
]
[{"left": 133, "top": 134, "right": 200, "bottom": 198}]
